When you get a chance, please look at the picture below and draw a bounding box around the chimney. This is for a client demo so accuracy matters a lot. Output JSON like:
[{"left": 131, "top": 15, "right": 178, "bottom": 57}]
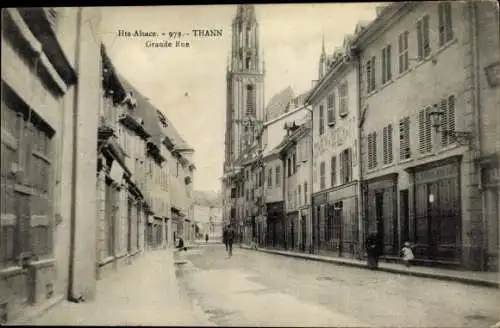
[{"left": 376, "top": 5, "right": 387, "bottom": 16}]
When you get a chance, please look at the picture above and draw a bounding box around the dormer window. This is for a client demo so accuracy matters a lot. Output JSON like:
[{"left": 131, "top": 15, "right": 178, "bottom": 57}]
[
  {"left": 122, "top": 91, "right": 137, "bottom": 109},
  {"left": 157, "top": 110, "right": 167, "bottom": 127}
]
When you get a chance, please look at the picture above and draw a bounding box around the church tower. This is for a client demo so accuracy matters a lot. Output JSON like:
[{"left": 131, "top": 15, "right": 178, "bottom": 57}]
[
  {"left": 318, "top": 34, "right": 327, "bottom": 80},
  {"left": 224, "top": 4, "right": 265, "bottom": 169}
]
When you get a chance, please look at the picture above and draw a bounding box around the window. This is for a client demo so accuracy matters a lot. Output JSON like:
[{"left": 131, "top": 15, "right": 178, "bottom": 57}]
[
  {"left": 327, "top": 93, "right": 336, "bottom": 126},
  {"left": 438, "top": 2, "right": 453, "bottom": 46},
  {"left": 287, "top": 157, "right": 292, "bottom": 177},
  {"left": 366, "top": 56, "right": 376, "bottom": 93},
  {"left": 319, "top": 105, "right": 325, "bottom": 135},
  {"left": 440, "top": 95, "right": 456, "bottom": 147},
  {"left": 398, "top": 31, "right": 409, "bottom": 74},
  {"left": 339, "top": 148, "right": 352, "bottom": 184},
  {"left": 383, "top": 124, "right": 394, "bottom": 165},
  {"left": 275, "top": 165, "right": 281, "bottom": 187},
  {"left": 339, "top": 82, "right": 349, "bottom": 116},
  {"left": 417, "top": 15, "right": 431, "bottom": 59},
  {"left": 267, "top": 167, "right": 272, "bottom": 188},
  {"left": 246, "top": 85, "right": 256, "bottom": 116},
  {"left": 298, "top": 185, "right": 302, "bottom": 206},
  {"left": 381, "top": 44, "right": 392, "bottom": 84},
  {"left": 320, "top": 161, "right": 326, "bottom": 190},
  {"left": 418, "top": 106, "right": 432, "bottom": 153},
  {"left": 304, "top": 182, "right": 308, "bottom": 205},
  {"left": 399, "top": 116, "right": 411, "bottom": 160},
  {"left": 292, "top": 153, "right": 297, "bottom": 174},
  {"left": 258, "top": 170, "right": 263, "bottom": 187},
  {"left": 246, "top": 169, "right": 249, "bottom": 181},
  {"left": 1, "top": 90, "right": 54, "bottom": 266},
  {"left": 330, "top": 156, "right": 336, "bottom": 187},
  {"left": 368, "top": 131, "right": 378, "bottom": 169}
]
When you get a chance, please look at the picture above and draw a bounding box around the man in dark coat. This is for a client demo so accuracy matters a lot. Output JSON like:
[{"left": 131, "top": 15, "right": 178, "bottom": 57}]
[
  {"left": 365, "top": 232, "right": 382, "bottom": 269},
  {"left": 225, "top": 225, "right": 235, "bottom": 256}
]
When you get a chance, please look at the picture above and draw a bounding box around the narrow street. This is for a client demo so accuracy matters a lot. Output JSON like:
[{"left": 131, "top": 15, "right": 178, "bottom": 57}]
[{"left": 177, "top": 244, "right": 499, "bottom": 327}]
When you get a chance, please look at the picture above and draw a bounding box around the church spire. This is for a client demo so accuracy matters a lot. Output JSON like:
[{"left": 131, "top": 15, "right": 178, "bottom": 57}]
[
  {"left": 321, "top": 32, "right": 326, "bottom": 57},
  {"left": 235, "top": 4, "right": 256, "bottom": 23}
]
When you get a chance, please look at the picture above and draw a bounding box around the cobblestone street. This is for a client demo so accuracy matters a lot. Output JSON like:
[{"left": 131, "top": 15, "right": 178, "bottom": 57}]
[{"left": 177, "top": 244, "right": 499, "bottom": 327}]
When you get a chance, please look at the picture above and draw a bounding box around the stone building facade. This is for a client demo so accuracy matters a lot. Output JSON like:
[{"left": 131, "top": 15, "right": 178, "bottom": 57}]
[
  {"left": 306, "top": 35, "right": 362, "bottom": 259},
  {"left": 352, "top": 2, "right": 499, "bottom": 270},
  {"left": 1, "top": 7, "right": 101, "bottom": 323}
]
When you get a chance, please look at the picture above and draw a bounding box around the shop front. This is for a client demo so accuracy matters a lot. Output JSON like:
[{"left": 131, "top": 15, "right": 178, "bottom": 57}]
[
  {"left": 266, "top": 201, "right": 284, "bottom": 248},
  {"left": 406, "top": 156, "right": 462, "bottom": 264},
  {"left": 363, "top": 173, "right": 398, "bottom": 257}
]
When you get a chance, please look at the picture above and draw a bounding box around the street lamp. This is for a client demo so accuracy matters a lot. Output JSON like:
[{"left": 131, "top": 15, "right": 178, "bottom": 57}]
[{"left": 428, "top": 104, "right": 473, "bottom": 146}]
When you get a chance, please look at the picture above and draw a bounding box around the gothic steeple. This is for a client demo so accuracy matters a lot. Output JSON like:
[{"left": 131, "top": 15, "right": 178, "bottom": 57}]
[
  {"left": 318, "top": 33, "right": 327, "bottom": 79},
  {"left": 231, "top": 4, "right": 262, "bottom": 73}
]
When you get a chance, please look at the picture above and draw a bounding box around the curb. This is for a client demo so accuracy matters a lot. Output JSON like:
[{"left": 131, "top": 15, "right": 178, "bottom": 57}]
[
  {"left": 6, "top": 294, "right": 65, "bottom": 325},
  {"left": 242, "top": 246, "right": 499, "bottom": 289}
]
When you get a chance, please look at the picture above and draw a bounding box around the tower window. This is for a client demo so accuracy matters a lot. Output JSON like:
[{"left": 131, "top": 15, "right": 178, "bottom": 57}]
[
  {"left": 246, "top": 56, "right": 251, "bottom": 70},
  {"left": 246, "top": 85, "right": 256, "bottom": 116}
]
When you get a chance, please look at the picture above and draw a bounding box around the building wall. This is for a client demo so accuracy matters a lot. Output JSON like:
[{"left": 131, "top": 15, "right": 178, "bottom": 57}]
[
  {"left": 263, "top": 108, "right": 309, "bottom": 156},
  {"left": 356, "top": 2, "right": 484, "bottom": 267},
  {"left": 312, "top": 64, "right": 359, "bottom": 194},
  {"left": 263, "top": 156, "right": 283, "bottom": 203}
]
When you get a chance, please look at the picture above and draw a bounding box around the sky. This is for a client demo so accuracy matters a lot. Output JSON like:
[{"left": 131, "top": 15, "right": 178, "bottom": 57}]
[{"left": 100, "top": 4, "right": 379, "bottom": 193}]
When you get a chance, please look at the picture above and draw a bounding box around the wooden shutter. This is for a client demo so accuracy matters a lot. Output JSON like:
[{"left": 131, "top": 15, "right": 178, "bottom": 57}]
[
  {"left": 438, "top": 3, "right": 446, "bottom": 46},
  {"left": 330, "top": 156, "right": 336, "bottom": 187},
  {"left": 448, "top": 95, "right": 456, "bottom": 144},
  {"left": 383, "top": 126, "right": 388, "bottom": 164},
  {"left": 417, "top": 20, "right": 423, "bottom": 59},
  {"left": 440, "top": 98, "right": 448, "bottom": 147},
  {"left": 339, "top": 151, "right": 345, "bottom": 184},
  {"left": 399, "top": 116, "right": 410, "bottom": 160},
  {"left": 445, "top": 3, "right": 453, "bottom": 41},
  {"left": 387, "top": 124, "right": 393, "bottom": 163},
  {"left": 386, "top": 44, "right": 392, "bottom": 80},
  {"left": 382, "top": 48, "right": 387, "bottom": 84},
  {"left": 423, "top": 15, "right": 430, "bottom": 56}
]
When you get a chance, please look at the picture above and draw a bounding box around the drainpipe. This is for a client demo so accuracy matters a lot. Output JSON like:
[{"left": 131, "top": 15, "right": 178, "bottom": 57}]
[
  {"left": 68, "top": 7, "right": 83, "bottom": 302},
  {"left": 355, "top": 53, "right": 365, "bottom": 260},
  {"left": 303, "top": 104, "right": 314, "bottom": 254},
  {"left": 469, "top": 2, "right": 485, "bottom": 271}
]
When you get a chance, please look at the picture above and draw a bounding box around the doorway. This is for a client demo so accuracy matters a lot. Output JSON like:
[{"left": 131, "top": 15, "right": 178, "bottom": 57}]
[
  {"left": 400, "top": 189, "right": 409, "bottom": 248},
  {"left": 375, "top": 192, "right": 384, "bottom": 249}
]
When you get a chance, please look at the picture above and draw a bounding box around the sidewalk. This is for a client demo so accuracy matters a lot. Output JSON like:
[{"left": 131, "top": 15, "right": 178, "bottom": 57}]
[
  {"left": 12, "top": 249, "right": 213, "bottom": 326},
  {"left": 241, "top": 245, "right": 499, "bottom": 288}
]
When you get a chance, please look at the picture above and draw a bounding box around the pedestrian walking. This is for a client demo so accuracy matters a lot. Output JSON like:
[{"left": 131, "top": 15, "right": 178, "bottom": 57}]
[
  {"left": 176, "top": 235, "right": 186, "bottom": 251},
  {"left": 400, "top": 241, "right": 415, "bottom": 267},
  {"left": 205, "top": 233, "right": 209, "bottom": 244},
  {"left": 365, "top": 232, "right": 382, "bottom": 270},
  {"left": 225, "top": 225, "right": 235, "bottom": 257},
  {"left": 223, "top": 227, "right": 228, "bottom": 252}
]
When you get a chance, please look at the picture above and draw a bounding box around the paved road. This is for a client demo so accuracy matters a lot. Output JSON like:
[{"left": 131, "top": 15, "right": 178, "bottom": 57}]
[{"left": 177, "top": 244, "right": 499, "bottom": 327}]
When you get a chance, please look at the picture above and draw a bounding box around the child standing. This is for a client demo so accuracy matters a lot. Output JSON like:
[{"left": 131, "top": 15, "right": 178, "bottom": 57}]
[{"left": 401, "top": 241, "right": 415, "bottom": 267}]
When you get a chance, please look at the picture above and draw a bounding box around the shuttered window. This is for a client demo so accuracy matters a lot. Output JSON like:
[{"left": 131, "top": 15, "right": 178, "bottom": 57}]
[
  {"left": 330, "top": 156, "right": 336, "bottom": 187},
  {"left": 275, "top": 165, "right": 281, "bottom": 187},
  {"left": 367, "top": 132, "right": 378, "bottom": 170},
  {"left": 320, "top": 161, "right": 326, "bottom": 190},
  {"left": 340, "top": 148, "right": 352, "bottom": 184},
  {"left": 267, "top": 167, "right": 272, "bottom": 188},
  {"left": 298, "top": 185, "right": 302, "bottom": 206},
  {"left": 366, "top": 56, "right": 376, "bottom": 93},
  {"left": 419, "top": 106, "right": 432, "bottom": 153},
  {"left": 339, "top": 82, "right": 349, "bottom": 117},
  {"left": 1, "top": 89, "right": 54, "bottom": 266},
  {"left": 327, "top": 93, "right": 336, "bottom": 125},
  {"left": 304, "top": 182, "right": 308, "bottom": 204},
  {"left": 383, "top": 124, "right": 393, "bottom": 165},
  {"left": 381, "top": 44, "right": 392, "bottom": 84},
  {"left": 440, "top": 95, "right": 456, "bottom": 147},
  {"left": 417, "top": 15, "right": 431, "bottom": 59},
  {"left": 399, "top": 116, "right": 411, "bottom": 160},
  {"left": 398, "top": 31, "right": 409, "bottom": 74},
  {"left": 438, "top": 2, "right": 453, "bottom": 46},
  {"left": 319, "top": 105, "right": 325, "bottom": 135}
]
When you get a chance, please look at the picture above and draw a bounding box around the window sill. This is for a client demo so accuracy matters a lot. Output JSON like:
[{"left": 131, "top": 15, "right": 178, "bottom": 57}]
[
  {"left": 398, "top": 157, "right": 412, "bottom": 165},
  {"left": 0, "top": 265, "right": 28, "bottom": 278},
  {"left": 396, "top": 67, "right": 413, "bottom": 81}
]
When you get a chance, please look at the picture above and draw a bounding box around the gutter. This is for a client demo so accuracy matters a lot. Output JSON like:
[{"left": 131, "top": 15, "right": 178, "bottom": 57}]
[{"left": 355, "top": 53, "right": 365, "bottom": 259}]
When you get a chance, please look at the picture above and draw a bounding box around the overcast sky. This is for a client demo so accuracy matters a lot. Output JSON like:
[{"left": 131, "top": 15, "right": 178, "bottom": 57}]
[{"left": 100, "top": 4, "right": 379, "bottom": 193}]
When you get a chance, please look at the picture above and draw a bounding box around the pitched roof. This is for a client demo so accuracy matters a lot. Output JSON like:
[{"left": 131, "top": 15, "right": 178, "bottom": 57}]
[
  {"left": 115, "top": 72, "right": 193, "bottom": 154},
  {"left": 265, "top": 86, "right": 295, "bottom": 121},
  {"left": 115, "top": 72, "right": 164, "bottom": 148}
]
